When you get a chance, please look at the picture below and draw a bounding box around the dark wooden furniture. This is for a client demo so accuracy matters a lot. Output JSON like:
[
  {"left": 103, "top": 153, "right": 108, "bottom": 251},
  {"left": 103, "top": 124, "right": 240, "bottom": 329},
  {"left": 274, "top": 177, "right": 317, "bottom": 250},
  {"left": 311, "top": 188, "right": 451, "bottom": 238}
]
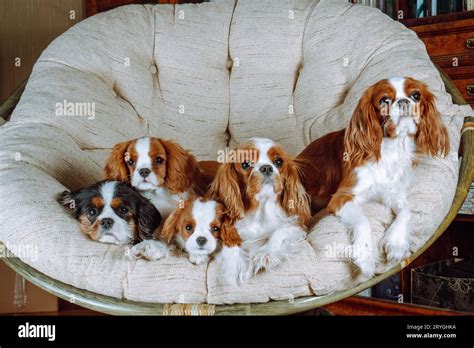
[
  {"left": 401, "top": 12, "right": 474, "bottom": 108},
  {"left": 400, "top": 217, "right": 474, "bottom": 304},
  {"left": 322, "top": 295, "right": 472, "bottom": 316}
]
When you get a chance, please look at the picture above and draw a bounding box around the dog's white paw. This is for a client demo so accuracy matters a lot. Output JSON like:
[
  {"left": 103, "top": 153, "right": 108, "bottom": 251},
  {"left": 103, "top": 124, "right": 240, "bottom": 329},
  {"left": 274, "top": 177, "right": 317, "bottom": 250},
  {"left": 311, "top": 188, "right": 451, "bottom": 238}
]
[
  {"left": 237, "top": 259, "right": 253, "bottom": 285},
  {"left": 225, "top": 261, "right": 252, "bottom": 287},
  {"left": 128, "top": 240, "right": 169, "bottom": 261},
  {"left": 223, "top": 258, "right": 252, "bottom": 287},
  {"left": 252, "top": 249, "right": 281, "bottom": 275},
  {"left": 351, "top": 240, "right": 375, "bottom": 278},
  {"left": 219, "top": 246, "right": 252, "bottom": 287},
  {"left": 381, "top": 228, "right": 410, "bottom": 263},
  {"left": 189, "top": 253, "right": 209, "bottom": 265}
]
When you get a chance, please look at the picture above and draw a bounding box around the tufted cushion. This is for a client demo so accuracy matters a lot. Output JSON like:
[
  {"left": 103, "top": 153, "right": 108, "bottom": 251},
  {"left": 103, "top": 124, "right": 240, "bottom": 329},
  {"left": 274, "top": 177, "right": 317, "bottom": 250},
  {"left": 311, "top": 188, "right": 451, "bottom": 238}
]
[{"left": 0, "top": 0, "right": 471, "bottom": 305}]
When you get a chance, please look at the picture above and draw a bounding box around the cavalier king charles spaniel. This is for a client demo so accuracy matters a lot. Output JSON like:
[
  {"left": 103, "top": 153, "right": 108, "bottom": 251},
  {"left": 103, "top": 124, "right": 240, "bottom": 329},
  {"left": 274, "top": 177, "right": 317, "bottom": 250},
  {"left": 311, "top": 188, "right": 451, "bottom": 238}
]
[
  {"left": 299, "top": 77, "right": 450, "bottom": 277},
  {"left": 160, "top": 197, "right": 240, "bottom": 265},
  {"left": 104, "top": 137, "right": 211, "bottom": 221},
  {"left": 209, "top": 138, "right": 311, "bottom": 285},
  {"left": 57, "top": 180, "right": 163, "bottom": 246}
]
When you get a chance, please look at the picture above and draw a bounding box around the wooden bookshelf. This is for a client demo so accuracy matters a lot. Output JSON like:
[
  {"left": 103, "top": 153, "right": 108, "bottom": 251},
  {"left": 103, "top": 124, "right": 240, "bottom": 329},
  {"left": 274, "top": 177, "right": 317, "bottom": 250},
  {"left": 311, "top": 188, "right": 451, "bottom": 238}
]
[
  {"left": 348, "top": 2, "right": 474, "bottom": 108},
  {"left": 400, "top": 10, "right": 474, "bottom": 26},
  {"left": 404, "top": 15, "right": 474, "bottom": 107}
]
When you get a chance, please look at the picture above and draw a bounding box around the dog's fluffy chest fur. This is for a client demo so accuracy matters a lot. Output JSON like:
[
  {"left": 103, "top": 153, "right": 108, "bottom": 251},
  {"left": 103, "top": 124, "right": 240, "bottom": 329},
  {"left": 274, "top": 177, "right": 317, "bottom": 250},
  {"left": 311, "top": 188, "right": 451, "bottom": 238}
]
[
  {"left": 141, "top": 188, "right": 189, "bottom": 220},
  {"left": 236, "top": 184, "right": 294, "bottom": 241},
  {"left": 353, "top": 135, "right": 416, "bottom": 204}
]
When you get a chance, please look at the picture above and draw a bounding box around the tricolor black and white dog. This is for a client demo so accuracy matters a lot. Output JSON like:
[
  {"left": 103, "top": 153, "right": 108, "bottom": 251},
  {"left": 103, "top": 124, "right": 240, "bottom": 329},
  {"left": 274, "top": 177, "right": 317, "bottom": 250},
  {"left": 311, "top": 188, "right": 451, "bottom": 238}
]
[{"left": 57, "top": 180, "right": 164, "bottom": 248}]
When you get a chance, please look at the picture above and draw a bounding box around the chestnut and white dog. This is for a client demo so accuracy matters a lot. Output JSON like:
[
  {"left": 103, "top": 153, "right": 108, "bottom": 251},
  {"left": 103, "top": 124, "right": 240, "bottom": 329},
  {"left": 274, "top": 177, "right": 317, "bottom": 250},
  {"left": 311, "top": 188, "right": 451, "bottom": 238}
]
[
  {"left": 160, "top": 197, "right": 241, "bottom": 265},
  {"left": 104, "top": 137, "right": 209, "bottom": 222},
  {"left": 299, "top": 77, "right": 450, "bottom": 277},
  {"left": 209, "top": 138, "right": 311, "bottom": 285},
  {"left": 57, "top": 180, "right": 163, "bottom": 246}
]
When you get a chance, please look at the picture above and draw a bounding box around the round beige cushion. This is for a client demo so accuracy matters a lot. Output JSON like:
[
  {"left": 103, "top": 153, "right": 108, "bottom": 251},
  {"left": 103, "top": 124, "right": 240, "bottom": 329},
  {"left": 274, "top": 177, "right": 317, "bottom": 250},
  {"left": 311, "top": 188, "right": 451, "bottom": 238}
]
[{"left": 0, "top": 0, "right": 471, "bottom": 304}]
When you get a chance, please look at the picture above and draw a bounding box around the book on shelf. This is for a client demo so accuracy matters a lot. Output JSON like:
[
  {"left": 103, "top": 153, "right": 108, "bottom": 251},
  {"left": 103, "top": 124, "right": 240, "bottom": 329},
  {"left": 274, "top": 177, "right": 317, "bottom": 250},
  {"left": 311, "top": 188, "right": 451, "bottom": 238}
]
[
  {"left": 348, "top": 0, "right": 471, "bottom": 19},
  {"left": 466, "top": 0, "right": 474, "bottom": 11}
]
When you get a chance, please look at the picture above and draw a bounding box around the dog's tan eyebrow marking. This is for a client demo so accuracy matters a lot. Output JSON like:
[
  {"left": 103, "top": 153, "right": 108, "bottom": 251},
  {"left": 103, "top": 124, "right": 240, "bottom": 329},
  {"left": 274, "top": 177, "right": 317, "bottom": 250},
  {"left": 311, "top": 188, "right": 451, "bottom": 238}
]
[
  {"left": 110, "top": 197, "right": 123, "bottom": 209},
  {"left": 91, "top": 197, "right": 104, "bottom": 208}
]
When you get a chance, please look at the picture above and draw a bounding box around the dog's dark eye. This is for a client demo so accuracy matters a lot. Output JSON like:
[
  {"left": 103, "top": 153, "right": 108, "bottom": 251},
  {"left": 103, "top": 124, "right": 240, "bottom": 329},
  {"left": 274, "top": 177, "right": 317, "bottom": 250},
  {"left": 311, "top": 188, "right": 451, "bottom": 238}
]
[
  {"left": 241, "top": 160, "right": 251, "bottom": 170},
  {"left": 88, "top": 208, "right": 97, "bottom": 216},
  {"left": 380, "top": 96, "right": 390, "bottom": 105},
  {"left": 211, "top": 226, "right": 220, "bottom": 232},
  {"left": 274, "top": 157, "right": 284, "bottom": 168},
  {"left": 411, "top": 91, "right": 421, "bottom": 101},
  {"left": 156, "top": 157, "right": 163, "bottom": 165},
  {"left": 120, "top": 207, "right": 129, "bottom": 214},
  {"left": 128, "top": 159, "right": 135, "bottom": 166},
  {"left": 185, "top": 224, "right": 193, "bottom": 232}
]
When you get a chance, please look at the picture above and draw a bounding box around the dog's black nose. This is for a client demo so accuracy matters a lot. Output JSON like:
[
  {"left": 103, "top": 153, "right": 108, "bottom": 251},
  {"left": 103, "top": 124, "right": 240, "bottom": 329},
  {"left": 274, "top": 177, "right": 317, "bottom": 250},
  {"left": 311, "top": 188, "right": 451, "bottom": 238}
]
[
  {"left": 259, "top": 165, "right": 273, "bottom": 176},
  {"left": 100, "top": 218, "right": 114, "bottom": 229},
  {"left": 139, "top": 168, "right": 151, "bottom": 178},
  {"left": 397, "top": 99, "right": 411, "bottom": 115},
  {"left": 196, "top": 237, "right": 207, "bottom": 246},
  {"left": 397, "top": 99, "right": 410, "bottom": 107}
]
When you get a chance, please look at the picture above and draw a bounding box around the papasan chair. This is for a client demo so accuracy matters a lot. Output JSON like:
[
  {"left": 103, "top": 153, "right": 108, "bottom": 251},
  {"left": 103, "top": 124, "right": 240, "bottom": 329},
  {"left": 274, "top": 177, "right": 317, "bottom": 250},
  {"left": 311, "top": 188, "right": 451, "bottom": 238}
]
[{"left": 0, "top": 0, "right": 473, "bottom": 315}]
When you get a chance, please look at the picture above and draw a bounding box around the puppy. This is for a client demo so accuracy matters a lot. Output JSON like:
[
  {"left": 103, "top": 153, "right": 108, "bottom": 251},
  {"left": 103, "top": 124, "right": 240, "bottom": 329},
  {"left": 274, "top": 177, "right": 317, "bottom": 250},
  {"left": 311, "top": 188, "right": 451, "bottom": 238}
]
[
  {"left": 57, "top": 180, "right": 163, "bottom": 247},
  {"left": 299, "top": 77, "right": 450, "bottom": 277},
  {"left": 160, "top": 197, "right": 240, "bottom": 265},
  {"left": 209, "top": 138, "right": 311, "bottom": 285},
  {"left": 104, "top": 137, "right": 211, "bottom": 221}
]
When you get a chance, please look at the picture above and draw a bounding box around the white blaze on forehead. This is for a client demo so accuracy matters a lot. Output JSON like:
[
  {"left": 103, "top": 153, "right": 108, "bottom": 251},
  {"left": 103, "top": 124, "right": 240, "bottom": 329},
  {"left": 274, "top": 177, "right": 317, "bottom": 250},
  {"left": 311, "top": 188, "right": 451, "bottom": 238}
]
[
  {"left": 99, "top": 181, "right": 119, "bottom": 218},
  {"left": 97, "top": 181, "right": 133, "bottom": 243},
  {"left": 192, "top": 200, "right": 217, "bottom": 232},
  {"left": 388, "top": 77, "right": 407, "bottom": 99},
  {"left": 100, "top": 181, "right": 117, "bottom": 205},
  {"left": 135, "top": 137, "right": 152, "bottom": 169},
  {"left": 250, "top": 137, "right": 275, "bottom": 165}
]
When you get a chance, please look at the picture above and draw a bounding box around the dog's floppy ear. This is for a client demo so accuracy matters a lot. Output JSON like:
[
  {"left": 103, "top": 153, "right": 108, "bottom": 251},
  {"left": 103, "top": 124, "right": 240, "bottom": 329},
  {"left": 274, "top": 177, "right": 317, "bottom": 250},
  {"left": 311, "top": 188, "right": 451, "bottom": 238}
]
[
  {"left": 220, "top": 222, "right": 242, "bottom": 247},
  {"left": 280, "top": 159, "right": 311, "bottom": 227},
  {"left": 160, "top": 206, "right": 182, "bottom": 244},
  {"left": 344, "top": 86, "right": 383, "bottom": 166},
  {"left": 207, "top": 163, "right": 244, "bottom": 222},
  {"left": 136, "top": 195, "right": 162, "bottom": 243},
  {"left": 57, "top": 190, "right": 81, "bottom": 218},
  {"left": 161, "top": 139, "right": 199, "bottom": 194},
  {"left": 104, "top": 140, "right": 133, "bottom": 182},
  {"left": 217, "top": 203, "right": 242, "bottom": 247},
  {"left": 416, "top": 85, "right": 450, "bottom": 157}
]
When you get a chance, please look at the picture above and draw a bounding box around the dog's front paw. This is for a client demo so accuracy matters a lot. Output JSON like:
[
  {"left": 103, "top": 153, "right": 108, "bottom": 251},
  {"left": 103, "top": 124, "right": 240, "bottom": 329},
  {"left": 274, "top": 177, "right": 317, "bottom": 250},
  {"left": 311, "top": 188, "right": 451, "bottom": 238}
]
[
  {"left": 381, "top": 227, "right": 410, "bottom": 263},
  {"left": 219, "top": 246, "right": 252, "bottom": 287},
  {"left": 222, "top": 258, "right": 252, "bottom": 287},
  {"left": 237, "top": 260, "right": 252, "bottom": 284},
  {"left": 223, "top": 267, "right": 240, "bottom": 287},
  {"left": 224, "top": 261, "right": 252, "bottom": 287},
  {"left": 252, "top": 249, "right": 281, "bottom": 275},
  {"left": 128, "top": 240, "right": 169, "bottom": 261},
  {"left": 351, "top": 240, "right": 375, "bottom": 278}
]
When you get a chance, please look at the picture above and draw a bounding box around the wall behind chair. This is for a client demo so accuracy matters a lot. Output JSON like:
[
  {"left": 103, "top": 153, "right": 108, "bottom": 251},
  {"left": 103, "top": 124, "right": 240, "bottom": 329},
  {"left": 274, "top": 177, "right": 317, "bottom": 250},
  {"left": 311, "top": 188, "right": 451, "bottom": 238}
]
[{"left": 0, "top": 0, "right": 85, "bottom": 103}]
